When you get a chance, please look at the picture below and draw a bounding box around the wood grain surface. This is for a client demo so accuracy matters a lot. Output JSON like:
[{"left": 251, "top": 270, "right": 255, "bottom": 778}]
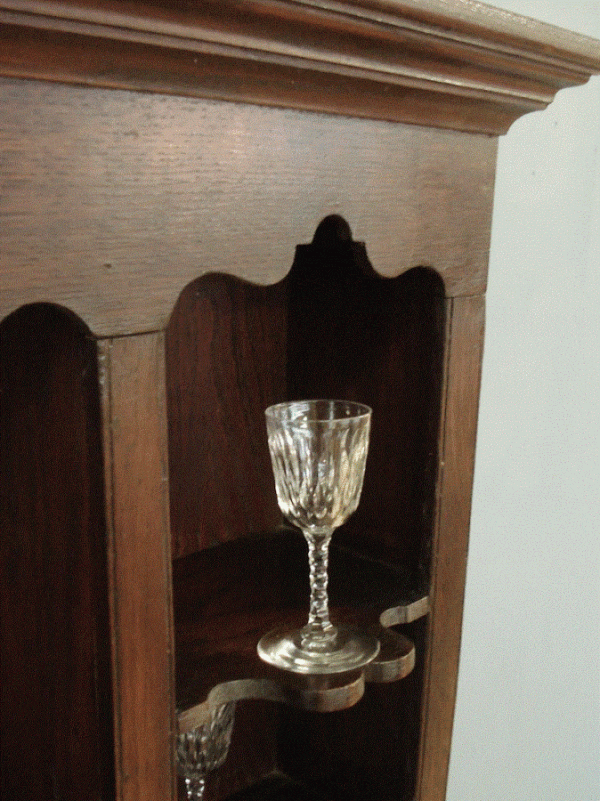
[
  {"left": 278, "top": 619, "right": 428, "bottom": 801},
  {"left": 416, "top": 294, "right": 485, "bottom": 801},
  {"left": 99, "top": 332, "right": 176, "bottom": 801},
  {"left": 167, "top": 274, "right": 287, "bottom": 557},
  {"left": 2, "top": 0, "right": 599, "bottom": 136},
  {"left": 0, "top": 76, "right": 497, "bottom": 335}
]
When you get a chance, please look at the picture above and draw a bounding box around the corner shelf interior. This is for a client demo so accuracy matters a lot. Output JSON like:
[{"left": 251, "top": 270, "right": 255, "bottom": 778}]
[{"left": 167, "top": 219, "right": 446, "bottom": 800}]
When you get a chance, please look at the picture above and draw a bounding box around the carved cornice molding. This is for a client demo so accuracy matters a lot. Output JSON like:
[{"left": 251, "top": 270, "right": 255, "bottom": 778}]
[{"left": 1, "top": 0, "right": 599, "bottom": 133}]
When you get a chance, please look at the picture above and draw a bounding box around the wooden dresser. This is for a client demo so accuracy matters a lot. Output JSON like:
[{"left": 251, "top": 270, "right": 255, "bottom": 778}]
[{"left": 2, "top": 3, "right": 599, "bottom": 800}]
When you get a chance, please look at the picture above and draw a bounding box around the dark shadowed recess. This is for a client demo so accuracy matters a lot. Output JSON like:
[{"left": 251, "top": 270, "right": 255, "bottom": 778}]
[{"left": 0, "top": 303, "right": 114, "bottom": 801}]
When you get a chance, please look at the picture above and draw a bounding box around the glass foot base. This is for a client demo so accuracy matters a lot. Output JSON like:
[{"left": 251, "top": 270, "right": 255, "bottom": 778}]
[{"left": 257, "top": 624, "right": 380, "bottom": 675}]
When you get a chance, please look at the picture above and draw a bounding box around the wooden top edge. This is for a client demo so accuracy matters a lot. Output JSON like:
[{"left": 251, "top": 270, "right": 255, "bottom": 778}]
[
  {"left": 347, "top": 0, "right": 600, "bottom": 65},
  {"left": 1, "top": 0, "right": 599, "bottom": 134},
  {"left": 3, "top": 0, "right": 599, "bottom": 64}
]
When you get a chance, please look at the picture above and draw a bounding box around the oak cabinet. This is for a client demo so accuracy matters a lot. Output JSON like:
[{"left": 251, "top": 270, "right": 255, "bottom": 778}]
[{"left": 1, "top": 3, "right": 599, "bottom": 800}]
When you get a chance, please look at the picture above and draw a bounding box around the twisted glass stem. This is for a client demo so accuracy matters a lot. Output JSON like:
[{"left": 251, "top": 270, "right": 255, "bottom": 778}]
[
  {"left": 301, "top": 530, "right": 335, "bottom": 650},
  {"left": 184, "top": 776, "right": 206, "bottom": 800}
]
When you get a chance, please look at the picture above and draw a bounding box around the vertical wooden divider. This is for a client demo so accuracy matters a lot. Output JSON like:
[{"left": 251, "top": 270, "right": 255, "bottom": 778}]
[
  {"left": 98, "top": 332, "right": 176, "bottom": 801},
  {"left": 417, "top": 294, "right": 485, "bottom": 801}
]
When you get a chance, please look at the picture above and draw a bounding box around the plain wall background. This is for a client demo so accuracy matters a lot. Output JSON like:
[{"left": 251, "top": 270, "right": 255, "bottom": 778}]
[{"left": 446, "top": 2, "right": 600, "bottom": 800}]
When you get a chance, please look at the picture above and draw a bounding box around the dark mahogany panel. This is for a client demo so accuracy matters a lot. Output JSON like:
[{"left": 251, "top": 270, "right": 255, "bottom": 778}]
[
  {"left": 167, "top": 273, "right": 288, "bottom": 558},
  {"left": 287, "top": 219, "right": 445, "bottom": 589},
  {"left": 0, "top": 304, "right": 113, "bottom": 801}
]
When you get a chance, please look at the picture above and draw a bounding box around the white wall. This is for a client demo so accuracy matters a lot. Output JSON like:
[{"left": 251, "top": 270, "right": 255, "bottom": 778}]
[{"left": 447, "top": 3, "right": 600, "bottom": 800}]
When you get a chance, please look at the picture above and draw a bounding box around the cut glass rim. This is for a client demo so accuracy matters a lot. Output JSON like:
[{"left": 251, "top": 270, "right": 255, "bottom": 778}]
[{"left": 265, "top": 399, "right": 372, "bottom": 424}]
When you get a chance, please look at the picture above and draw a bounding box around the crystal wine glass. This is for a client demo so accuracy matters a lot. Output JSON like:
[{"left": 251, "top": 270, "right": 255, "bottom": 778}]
[
  {"left": 257, "top": 399, "right": 380, "bottom": 674},
  {"left": 176, "top": 702, "right": 236, "bottom": 800}
]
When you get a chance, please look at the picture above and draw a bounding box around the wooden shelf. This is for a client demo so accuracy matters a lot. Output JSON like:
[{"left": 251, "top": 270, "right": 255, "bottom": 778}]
[{"left": 174, "top": 531, "right": 427, "bottom": 727}]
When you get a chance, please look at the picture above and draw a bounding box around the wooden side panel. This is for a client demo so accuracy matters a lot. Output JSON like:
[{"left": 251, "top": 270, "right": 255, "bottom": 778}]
[
  {"left": 0, "top": 304, "right": 113, "bottom": 801},
  {"left": 417, "top": 294, "right": 485, "bottom": 801},
  {"left": 99, "top": 333, "right": 176, "bottom": 801},
  {"left": 167, "top": 274, "right": 288, "bottom": 557}
]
